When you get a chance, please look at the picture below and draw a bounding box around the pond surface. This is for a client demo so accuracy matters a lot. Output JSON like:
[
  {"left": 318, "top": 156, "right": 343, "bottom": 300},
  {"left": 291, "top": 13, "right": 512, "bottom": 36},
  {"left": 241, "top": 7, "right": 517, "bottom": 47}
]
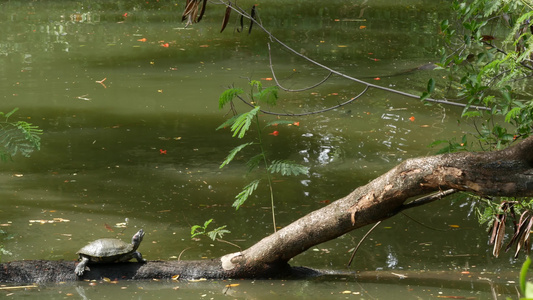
[{"left": 0, "top": 0, "right": 523, "bottom": 298}]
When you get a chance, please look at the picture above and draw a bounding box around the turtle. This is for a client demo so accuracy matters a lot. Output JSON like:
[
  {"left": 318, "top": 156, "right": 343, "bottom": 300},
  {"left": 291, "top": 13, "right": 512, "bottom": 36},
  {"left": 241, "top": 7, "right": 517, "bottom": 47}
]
[{"left": 75, "top": 229, "right": 146, "bottom": 276}]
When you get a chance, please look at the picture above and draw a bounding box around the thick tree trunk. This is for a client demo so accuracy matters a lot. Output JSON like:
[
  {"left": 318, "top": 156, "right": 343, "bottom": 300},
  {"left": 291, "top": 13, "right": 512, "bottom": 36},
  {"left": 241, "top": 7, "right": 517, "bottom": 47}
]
[{"left": 2, "top": 137, "right": 533, "bottom": 283}]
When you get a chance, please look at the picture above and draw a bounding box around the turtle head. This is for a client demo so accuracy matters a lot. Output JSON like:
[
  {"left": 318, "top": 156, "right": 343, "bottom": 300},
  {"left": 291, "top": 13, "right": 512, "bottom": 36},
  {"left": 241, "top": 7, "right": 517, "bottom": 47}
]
[{"left": 131, "top": 229, "right": 145, "bottom": 249}]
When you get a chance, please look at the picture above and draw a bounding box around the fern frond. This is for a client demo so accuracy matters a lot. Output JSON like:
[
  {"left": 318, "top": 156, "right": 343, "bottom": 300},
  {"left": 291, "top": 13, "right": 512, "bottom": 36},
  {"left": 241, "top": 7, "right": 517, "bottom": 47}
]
[
  {"left": 233, "top": 179, "right": 260, "bottom": 210},
  {"left": 231, "top": 106, "right": 260, "bottom": 138},
  {"left": 219, "top": 88, "right": 244, "bottom": 109},
  {"left": 268, "top": 160, "right": 309, "bottom": 176},
  {"left": 246, "top": 153, "right": 264, "bottom": 173},
  {"left": 254, "top": 86, "right": 278, "bottom": 106},
  {"left": 0, "top": 122, "right": 42, "bottom": 159},
  {"left": 217, "top": 114, "right": 242, "bottom": 131},
  {"left": 207, "top": 225, "right": 231, "bottom": 241},
  {"left": 220, "top": 142, "right": 254, "bottom": 168},
  {"left": 16, "top": 121, "right": 42, "bottom": 150},
  {"left": 0, "top": 107, "right": 19, "bottom": 120}
]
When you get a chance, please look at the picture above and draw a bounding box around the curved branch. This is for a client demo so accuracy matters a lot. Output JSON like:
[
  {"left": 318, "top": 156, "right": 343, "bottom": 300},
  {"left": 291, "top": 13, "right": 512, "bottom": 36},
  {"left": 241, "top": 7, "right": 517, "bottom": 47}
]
[
  {"left": 236, "top": 85, "right": 370, "bottom": 117},
  {"left": 268, "top": 43, "right": 333, "bottom": 92},
  {"left": 217, "top": 1, "right": 491, "bottom": 112}
]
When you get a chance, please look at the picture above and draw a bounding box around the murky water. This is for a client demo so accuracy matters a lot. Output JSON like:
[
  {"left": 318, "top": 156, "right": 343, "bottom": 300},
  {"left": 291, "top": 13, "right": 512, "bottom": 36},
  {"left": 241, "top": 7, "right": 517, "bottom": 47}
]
[{"left": 0, "top": 0, "right": 522, "bottom": 298}]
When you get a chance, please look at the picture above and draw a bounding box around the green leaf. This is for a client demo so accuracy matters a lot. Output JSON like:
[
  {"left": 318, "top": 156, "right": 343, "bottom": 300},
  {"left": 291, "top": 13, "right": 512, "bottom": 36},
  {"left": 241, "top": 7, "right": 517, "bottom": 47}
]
[
  {"left": 219, "top": 88, "right": 244, "bottom": 109},
  {"left": 520, "top": 256, "right": 531, "bottom": 295},
  {"left": 505, "top": 107, "right": 521, "bottom": 123},
  {"left": 246, "top": 153, "right": 264, "bottom": 173},
  {"left": 268, "top": 160, "right": 309, "bottom": 176},
  {"left": 217, "top": 114, "right": 242, "bottom": 131},
  {"left": 220, "top": 142, "right": 254, "bottom": 168},
  {"left": 207, "top": 226, "right": 230, "bottom": 241},
  {"left": 233, "top": 179, "right": 260, "bottom": 210},
  {"left": 190, "top": 225, "right": 204, "bottom": 238},
  {"left": 250, "top": 80, "right": 262, "bottom": 90},
  {"left": 461, "top": 111, "right": 482, "bottom": 119},
  {"left": 203, "top": 219, "right": 213, "bottom": 228},
  {"left": 231, "top": 106, "right": 260, "bottom": 138},
  {"left": 0, "top": 121, "right": 42, "bottom": 159},
  {"left": 420, "top": 91, "right": 430, "bottom": 101},
  {"left": 254, "top": 86, "right": 278, "bottom": 106},
  {"left": 427, "top": 78, "right": 435, "bottom": 93},
  {"left": 4, "top": 107, "right": 19, "bottom": 119}
]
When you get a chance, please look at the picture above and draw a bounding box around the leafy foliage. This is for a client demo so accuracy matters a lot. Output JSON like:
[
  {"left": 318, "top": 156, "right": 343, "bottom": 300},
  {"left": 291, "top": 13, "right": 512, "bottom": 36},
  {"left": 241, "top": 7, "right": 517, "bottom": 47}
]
[
  {"left": 520, "top": 257, "right": 533, "bottom": 299},
  {"left": 233, "top": 179, "right": 260, "bottom": 210},
  {"left": 0, "top": 108, "right": 43, "bottom": 162},
  {"left": 268, "top": 160, "right": 309, "bottom": 176},
  {"left": 217, "top": 80, "right": 309, "bottom": 232},
  {"left": 191, "top": 219, "right": 231, "bottom": 241},
  {"left": 230, "top": 106, "right": 260, "bottom": 138},
  {"left": 220, "top": 142, "right": 254, "bottom": 168},
  {"left": 434, "top": 0, "right": 533, "bottom": 259},
  {"left": 219, "top": 87, "right": 243, "bottom": 109},
  {"left": 434, "top": 0, "right": 533, "bottom": 152}
]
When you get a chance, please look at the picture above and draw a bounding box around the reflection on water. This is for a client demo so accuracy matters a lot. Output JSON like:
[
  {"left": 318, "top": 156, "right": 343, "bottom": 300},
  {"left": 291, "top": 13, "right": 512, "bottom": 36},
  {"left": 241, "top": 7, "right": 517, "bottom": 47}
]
[{"left": 0, "top": 0, "right": 521, "bottom": 298}]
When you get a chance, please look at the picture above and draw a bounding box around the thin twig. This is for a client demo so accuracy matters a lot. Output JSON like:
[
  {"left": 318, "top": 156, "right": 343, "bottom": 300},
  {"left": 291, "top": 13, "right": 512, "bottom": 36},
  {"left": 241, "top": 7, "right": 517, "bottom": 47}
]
[
  {"left": 347, "top": 221, "right": 381, "bottom": 267},
  {"left": 268, "top": 43, "right": 333, "bottom": 92},
  {"left": 236, "top": 86, "right": 369, "bottom": 116},
  {"left": 399, "top": 189, "right": 457, "bottom": 211}
]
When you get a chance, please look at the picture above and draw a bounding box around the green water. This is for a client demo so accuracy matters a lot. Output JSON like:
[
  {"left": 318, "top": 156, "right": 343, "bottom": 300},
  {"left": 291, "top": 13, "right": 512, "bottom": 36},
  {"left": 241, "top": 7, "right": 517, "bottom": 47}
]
[{"left": 0, "top": 0, "right": 522, "bottom": 298}]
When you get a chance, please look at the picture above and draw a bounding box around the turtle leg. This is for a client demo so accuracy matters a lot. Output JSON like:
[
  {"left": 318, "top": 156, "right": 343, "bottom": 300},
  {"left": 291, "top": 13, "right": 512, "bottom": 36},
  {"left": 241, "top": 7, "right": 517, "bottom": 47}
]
[
  {"left": 133, "top": 251, "right": 147, "bottom": 263},
  {"left": 75, "top": 257, "right": 89, "bottom": 276}
]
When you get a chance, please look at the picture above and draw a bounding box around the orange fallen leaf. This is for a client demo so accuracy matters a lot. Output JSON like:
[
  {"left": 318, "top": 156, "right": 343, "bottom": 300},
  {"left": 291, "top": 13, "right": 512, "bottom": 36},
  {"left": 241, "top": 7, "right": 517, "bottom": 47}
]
[
  {"left": 137, "top": 38, "right": 147, "bottom": 42},
  {"left": 225, "top": 284, "right": 240, "bottom": 287},
  {"left": 409, "top": 116, "right": 415, "bottom": 122},
  {"left": 359, "top": 25, "right": 366, "bottom": 29},
  {"left": 161, "top": 43, "right": 169, "bottom": 48},
  {"left": 373, "top": 77, "right": 381, "bottom": 80},
  {"left": 269, "top": 131, "right": 279, "bottom": 136},
  {"left": 104, "top": 223, "right": 114, "bottom": 232},
  {"left": 199, "top": 44, "right": 209, "bottom": 48}
]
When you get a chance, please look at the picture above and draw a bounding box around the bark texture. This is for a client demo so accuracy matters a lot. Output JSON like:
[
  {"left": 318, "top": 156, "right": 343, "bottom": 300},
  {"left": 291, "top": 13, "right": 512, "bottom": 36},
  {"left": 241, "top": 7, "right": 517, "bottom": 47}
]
[{"left": 2, "top": 137, "right": 533, "bottom": 283}]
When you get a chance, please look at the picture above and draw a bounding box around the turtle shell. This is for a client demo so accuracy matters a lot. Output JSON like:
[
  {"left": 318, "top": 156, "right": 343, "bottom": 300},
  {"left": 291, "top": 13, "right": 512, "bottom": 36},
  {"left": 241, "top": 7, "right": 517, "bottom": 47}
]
[{"left": 77, "top": 238, "right": 134, "bottom": 262}]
